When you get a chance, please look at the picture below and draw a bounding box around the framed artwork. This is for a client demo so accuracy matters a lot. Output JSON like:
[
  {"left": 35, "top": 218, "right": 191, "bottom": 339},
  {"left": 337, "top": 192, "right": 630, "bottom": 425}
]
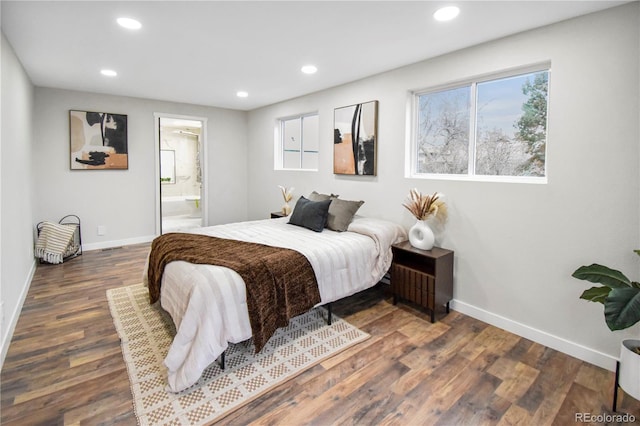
[
  {"left": 333, "top": 100, "right": 378, "bottom": 175},
  {"left": 69, "top": 110, "right": 128, "bottom": 170}
]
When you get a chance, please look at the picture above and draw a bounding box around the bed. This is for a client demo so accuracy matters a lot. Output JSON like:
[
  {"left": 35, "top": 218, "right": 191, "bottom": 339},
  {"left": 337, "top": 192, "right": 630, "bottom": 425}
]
[{"left": 146, "top": 214, "right": 407, "bottom": 392}]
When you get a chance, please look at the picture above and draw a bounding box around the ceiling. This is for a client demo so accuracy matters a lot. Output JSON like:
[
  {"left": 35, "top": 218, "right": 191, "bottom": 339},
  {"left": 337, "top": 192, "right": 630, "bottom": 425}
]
[{"left": 1, "top": 1, "right": 628, "bottom": 111}]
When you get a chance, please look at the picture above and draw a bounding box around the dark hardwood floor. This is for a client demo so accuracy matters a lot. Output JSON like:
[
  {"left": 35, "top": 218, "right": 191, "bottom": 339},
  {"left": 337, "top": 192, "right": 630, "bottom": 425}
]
[{"left": 1, "top": 244, "right": 638, "bottom": 425}]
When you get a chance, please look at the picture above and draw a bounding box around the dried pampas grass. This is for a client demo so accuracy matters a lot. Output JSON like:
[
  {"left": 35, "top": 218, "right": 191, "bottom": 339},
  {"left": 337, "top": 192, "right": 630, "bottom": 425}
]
[
  {"left": 279, "top": 186, "right": 294, "bottom": 202},
  {"left": 403, "top": 189, "right": 448, "bottom": 222}
]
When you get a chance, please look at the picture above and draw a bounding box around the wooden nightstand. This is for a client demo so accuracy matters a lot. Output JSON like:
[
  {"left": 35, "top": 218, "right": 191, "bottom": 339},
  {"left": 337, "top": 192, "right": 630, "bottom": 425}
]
[
  {"left": 390, "top": 241, "right": 454, "bottom": 322},
  {"left": 270, "top": 211, "right": 287, "bottom": 219}
]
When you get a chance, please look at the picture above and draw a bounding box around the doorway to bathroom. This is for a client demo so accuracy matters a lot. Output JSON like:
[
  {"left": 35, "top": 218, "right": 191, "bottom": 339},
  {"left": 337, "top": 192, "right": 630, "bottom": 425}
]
[{"left": 154, "top": 113, "right": 208, "bottom": 234}]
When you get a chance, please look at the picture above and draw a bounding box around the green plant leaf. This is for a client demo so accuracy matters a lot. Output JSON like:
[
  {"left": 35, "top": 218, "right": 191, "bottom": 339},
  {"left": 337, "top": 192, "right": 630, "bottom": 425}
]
[
  {"left": 580, "top": 286, "right": 610, "bottom": 304},
  {"left": 634, "top": 249, "right": 640, "bottom": 257},
  {"left": 604, "top": 287, "right": 640, "bottom": 331},
  {"left": 572, "top": 264, "right": 631, "bottom": 289}
]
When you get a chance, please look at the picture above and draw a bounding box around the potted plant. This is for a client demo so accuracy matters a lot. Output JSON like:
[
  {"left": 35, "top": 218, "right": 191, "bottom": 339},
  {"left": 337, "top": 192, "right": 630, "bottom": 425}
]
[{"left": 572, "top": 250, "right": 640, "bottom": 411}]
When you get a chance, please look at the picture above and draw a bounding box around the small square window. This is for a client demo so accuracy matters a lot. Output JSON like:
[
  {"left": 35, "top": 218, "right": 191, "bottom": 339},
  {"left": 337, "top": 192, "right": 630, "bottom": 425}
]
[{"left": 276, "top": 113, "right": 319, "bottom": 171}]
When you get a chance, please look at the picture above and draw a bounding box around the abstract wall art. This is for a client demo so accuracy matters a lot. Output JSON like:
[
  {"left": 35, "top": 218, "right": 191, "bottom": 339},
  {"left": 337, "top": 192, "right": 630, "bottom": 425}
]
[
  {"left": 333, "top": 100, "right": 378, "bottom": 175},
  {"left": 69, "top": 110, "right": 128, "bottom": 170}
]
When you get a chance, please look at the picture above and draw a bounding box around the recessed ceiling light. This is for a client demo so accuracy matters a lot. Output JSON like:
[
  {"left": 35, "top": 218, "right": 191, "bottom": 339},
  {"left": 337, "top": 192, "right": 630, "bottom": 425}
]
[
  {"left": 117, "top": 17, "right": 142, "bottom": 30},
  {"left": 236, "top": 91, "right": 249, "bottom": 98},
  {"left": 301, "top": 65, "right": 318, "bottom": 75},
  {"left": 433, "top": 6, "right": 460, "bottom": 22},
  {"left": 100, "top": 69, "right": 118, "bottom": 77}
]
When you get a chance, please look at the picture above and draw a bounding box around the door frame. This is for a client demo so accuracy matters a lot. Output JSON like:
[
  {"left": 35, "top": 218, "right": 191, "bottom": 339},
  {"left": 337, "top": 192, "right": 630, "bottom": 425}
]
[{"left": 153, "top": 112, "right": 209, "bottom": 235}]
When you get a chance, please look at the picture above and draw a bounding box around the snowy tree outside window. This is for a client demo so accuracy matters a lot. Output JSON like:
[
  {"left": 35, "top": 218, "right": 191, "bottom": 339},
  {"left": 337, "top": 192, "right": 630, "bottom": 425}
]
[{"left": 413, "top": 67, "right": 549, "bottom": 180}]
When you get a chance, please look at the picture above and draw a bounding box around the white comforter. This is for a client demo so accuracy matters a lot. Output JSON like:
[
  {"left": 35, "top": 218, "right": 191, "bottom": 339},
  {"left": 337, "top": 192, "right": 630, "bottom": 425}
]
[{"left": 156, "top": 216, "right": 407, "bottom": 392}]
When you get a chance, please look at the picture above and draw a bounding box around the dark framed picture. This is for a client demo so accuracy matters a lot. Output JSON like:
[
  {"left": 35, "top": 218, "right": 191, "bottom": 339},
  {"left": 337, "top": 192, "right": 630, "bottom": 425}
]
[
  {"left": 69, "top": 110, "right": 128, "bottom": 170},
  {"left": 333, "top": 100, "right": 378, "bottom": 175}
]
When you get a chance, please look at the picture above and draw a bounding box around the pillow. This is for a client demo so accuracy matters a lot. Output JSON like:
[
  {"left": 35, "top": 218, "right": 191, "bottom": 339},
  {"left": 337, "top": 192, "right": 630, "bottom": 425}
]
[
  {"left": 326, "top": 198, "right": 364, "bottom": 232},
  {"left": 307, "top": 191, "right": 339, "bottom": 202},
  {"left": 288, "top": 196, "right": 332, "bottom": 232}
]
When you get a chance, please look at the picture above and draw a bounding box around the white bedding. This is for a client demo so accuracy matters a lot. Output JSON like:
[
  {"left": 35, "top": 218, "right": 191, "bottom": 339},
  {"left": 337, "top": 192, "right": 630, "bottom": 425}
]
[{"left": 155, "top": 216, "right": 407, "bottom": 392}]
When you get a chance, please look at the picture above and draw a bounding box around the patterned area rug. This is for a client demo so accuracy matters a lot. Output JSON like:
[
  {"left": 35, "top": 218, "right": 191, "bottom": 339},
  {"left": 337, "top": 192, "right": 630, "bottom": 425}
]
[{"left": 107, "top": 284, "right": 370, "bottom": 425}]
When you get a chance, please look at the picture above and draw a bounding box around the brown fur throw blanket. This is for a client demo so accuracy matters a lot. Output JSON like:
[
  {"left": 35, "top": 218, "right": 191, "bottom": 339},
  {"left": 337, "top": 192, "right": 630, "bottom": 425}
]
[{"left": 146, "top": 232, "right": 320, "bottom": 352}]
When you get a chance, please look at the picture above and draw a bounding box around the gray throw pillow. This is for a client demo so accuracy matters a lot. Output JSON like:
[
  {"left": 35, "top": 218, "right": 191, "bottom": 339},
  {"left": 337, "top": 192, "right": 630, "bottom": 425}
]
[
  {"left": 327, "top": 198, "right": 364, "bottom": 232},
  {"left": 288, "top": 196, "right": 332, "bottom": 232},
  {"left": 307, "top": 191, "right": 339, "bottom": 202}
]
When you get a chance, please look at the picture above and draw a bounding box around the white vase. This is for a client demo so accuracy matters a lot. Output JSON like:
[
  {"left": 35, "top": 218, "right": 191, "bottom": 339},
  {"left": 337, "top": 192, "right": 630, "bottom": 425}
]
[
  {"left": 619, "top": 339, "right": 640, "bottom": 401},
  {"left": 281, "top": 202, "right": 292, "bottom": 216},
  {"left": 408, "top": 220, "right": 435, "bottom": 250}
]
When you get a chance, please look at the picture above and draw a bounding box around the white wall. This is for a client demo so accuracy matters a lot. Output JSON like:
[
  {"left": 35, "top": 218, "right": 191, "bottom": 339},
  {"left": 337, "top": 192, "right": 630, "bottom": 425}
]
[
  {"left": 246, "top": 4, "right": 640, "bottom": 369},
  {"left": 33, "top": 88, "right": 249, "bottom": 249},
  {"left": 160, "top": 131, "right": 201, "bottom": 199},
  {"left": 1, "top": 32, "right": 36, "bottom": 365}
]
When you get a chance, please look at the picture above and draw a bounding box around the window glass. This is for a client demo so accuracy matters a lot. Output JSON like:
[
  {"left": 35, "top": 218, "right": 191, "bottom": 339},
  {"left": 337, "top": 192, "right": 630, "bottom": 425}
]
[
  {"left": 302, "top": 115, "right": 319, "bottom": 151},
  {"left": 277, "top": 113, "right": 319, "bottom": 171},
  {"left": 283, "top": 118, "right": 301, "bottom": 151},
  {"left": 475, "top": 72, "right": 548, "bottom": 177},
  {"left": 416, "top": 86, "right": 470, "bottom": 174},
  {"left": 301, "top": 115, "right": 319, "bottom": 170},
  {"left": 412, "top": 67, "right": 549, "bottom": 181}
]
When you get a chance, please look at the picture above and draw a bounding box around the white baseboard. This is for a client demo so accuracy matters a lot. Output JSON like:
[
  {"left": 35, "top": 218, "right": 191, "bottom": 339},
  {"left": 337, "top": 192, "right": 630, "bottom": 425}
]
[
  {"left": 451, "top": 299, "right": 618, "bottom": 372},
  {"left": 0, "top": 258, "right": 36, "bottom": 370},
  {"left": 82, "top": 235, "right": 155, "bottom": 252}
]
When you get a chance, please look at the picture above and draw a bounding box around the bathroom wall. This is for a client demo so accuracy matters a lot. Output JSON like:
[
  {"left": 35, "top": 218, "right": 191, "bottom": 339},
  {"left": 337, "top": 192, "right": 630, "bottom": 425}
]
[{"left": 160, "top": 129, "right": 201, "bottom": 199}]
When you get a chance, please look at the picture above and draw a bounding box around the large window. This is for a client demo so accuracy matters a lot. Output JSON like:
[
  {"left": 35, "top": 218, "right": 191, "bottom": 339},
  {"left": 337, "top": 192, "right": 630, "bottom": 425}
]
[
  {"left": 411, "top": 66, "right": 549, "bottom": 182},
  {"left": 276, "top": 113, "right": 319, "bottom": 171}
]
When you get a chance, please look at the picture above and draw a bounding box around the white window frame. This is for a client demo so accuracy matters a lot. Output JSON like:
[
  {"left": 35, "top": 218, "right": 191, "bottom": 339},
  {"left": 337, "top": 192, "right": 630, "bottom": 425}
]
[
  {"left": 406, "top": 63, "right": 551, "bottom": 184},
  {"left": 274, "top": 112, "right": 319, "bottom": 171}
]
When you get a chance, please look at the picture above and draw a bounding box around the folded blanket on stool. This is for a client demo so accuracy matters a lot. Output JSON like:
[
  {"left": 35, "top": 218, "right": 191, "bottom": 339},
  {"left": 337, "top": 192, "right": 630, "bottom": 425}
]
[{"left": 35, "top": 221, "right": 77, "bottom": 264}]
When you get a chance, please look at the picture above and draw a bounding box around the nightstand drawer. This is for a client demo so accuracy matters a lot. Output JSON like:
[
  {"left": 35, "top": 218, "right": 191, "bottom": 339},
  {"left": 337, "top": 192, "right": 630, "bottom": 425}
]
[{"left": 391, "top": 263, "right": 435, "bottom": 309}]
